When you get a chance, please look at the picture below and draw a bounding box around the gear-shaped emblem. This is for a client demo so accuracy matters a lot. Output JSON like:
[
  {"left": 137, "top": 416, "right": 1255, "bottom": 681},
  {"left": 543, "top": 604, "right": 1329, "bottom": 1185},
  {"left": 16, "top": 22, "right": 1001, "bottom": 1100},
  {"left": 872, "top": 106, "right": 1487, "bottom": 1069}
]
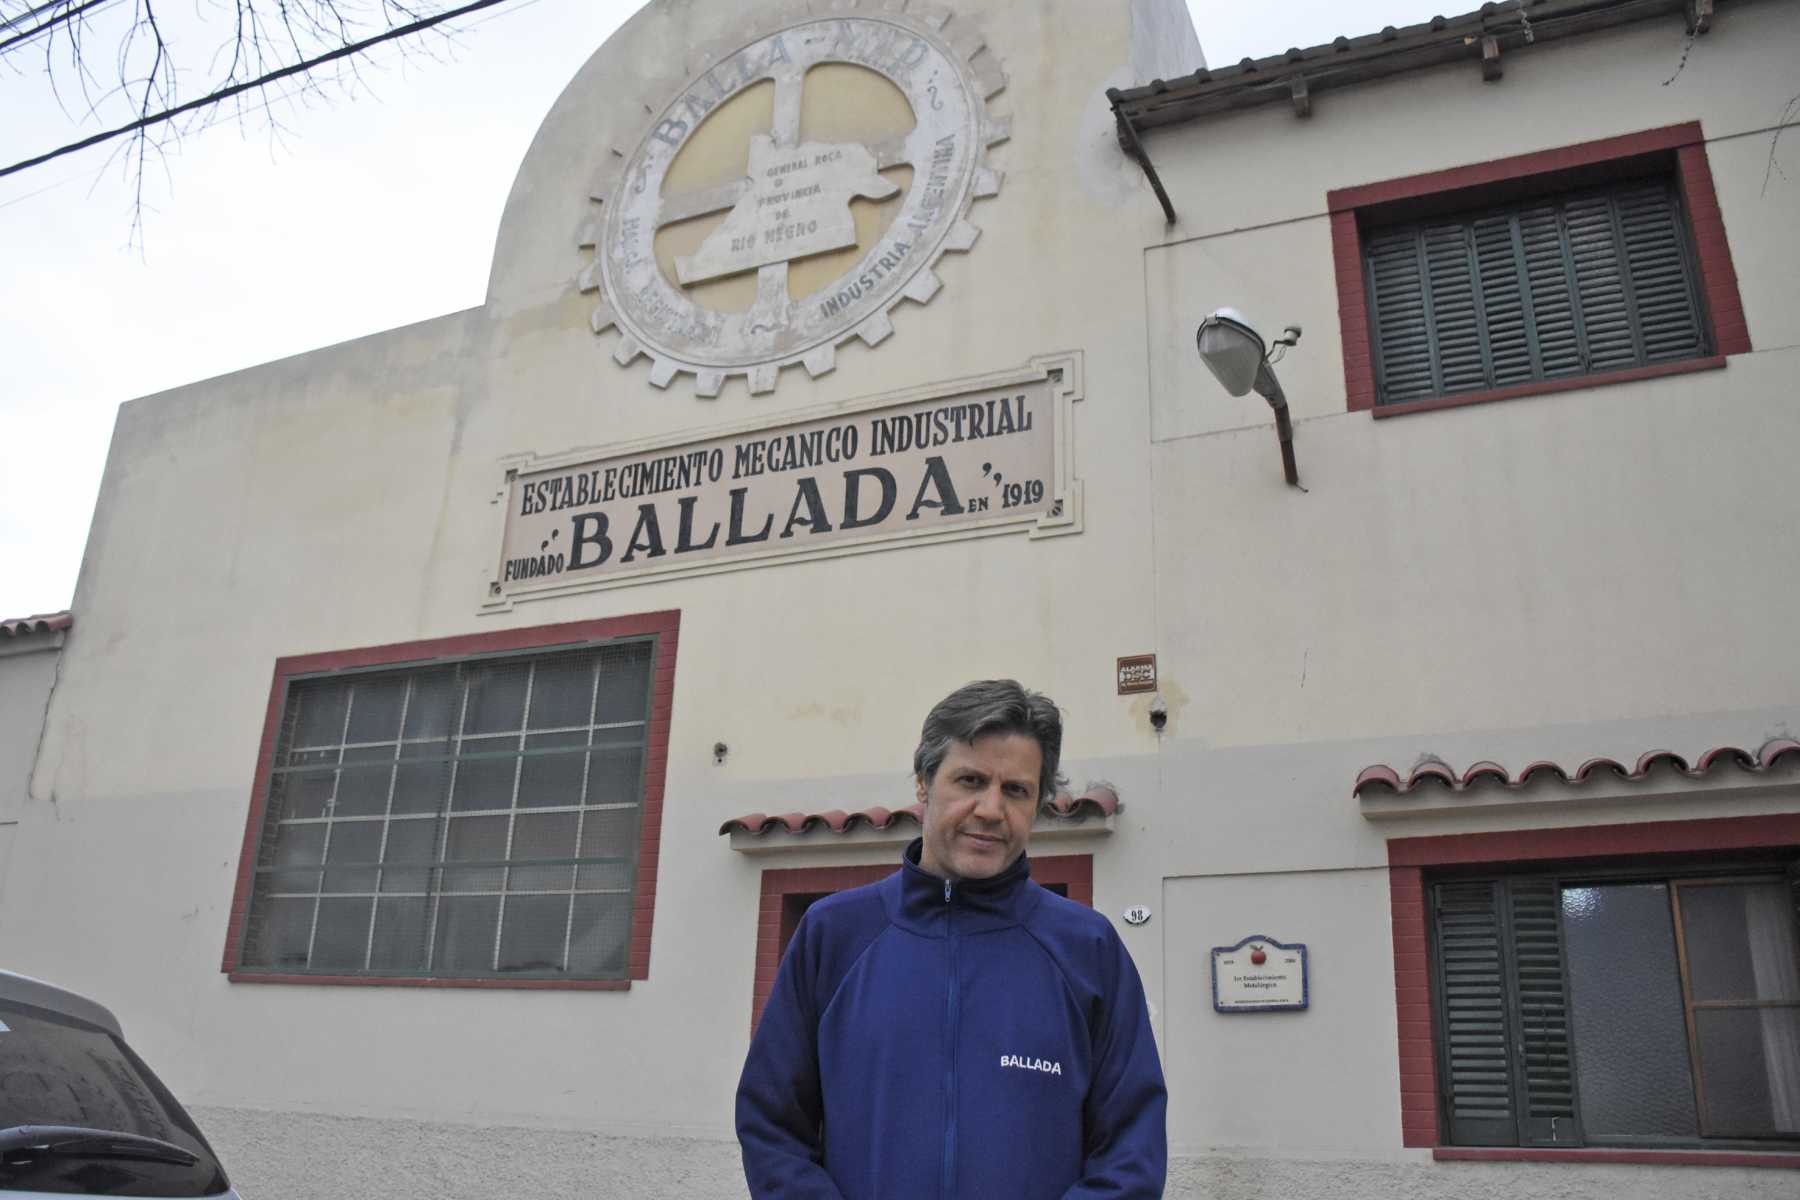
[{"left": 578, "top": 2, "right": 1008, "bottom": 398}]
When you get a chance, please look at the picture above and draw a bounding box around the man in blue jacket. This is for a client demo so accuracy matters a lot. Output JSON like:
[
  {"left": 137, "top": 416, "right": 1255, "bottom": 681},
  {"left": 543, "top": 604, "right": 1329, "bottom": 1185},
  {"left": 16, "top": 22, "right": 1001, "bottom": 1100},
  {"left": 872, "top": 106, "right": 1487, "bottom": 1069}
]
[{"left": 737, "top": 679, "right": 1167, "bottom": 1199}]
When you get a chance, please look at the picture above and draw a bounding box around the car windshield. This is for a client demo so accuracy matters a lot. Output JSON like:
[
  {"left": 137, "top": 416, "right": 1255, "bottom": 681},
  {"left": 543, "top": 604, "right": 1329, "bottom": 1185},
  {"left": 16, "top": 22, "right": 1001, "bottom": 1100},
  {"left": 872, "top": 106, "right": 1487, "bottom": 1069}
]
[{"left": 0, "top": 999, "right": 228, "bottom": 1197}]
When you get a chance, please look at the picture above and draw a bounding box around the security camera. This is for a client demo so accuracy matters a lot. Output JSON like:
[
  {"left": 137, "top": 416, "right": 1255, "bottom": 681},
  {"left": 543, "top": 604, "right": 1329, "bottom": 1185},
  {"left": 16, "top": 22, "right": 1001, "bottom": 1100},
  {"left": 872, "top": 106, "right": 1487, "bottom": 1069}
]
[{"left": 1148, "top": 696, "right": 1168, "bottom": 733}]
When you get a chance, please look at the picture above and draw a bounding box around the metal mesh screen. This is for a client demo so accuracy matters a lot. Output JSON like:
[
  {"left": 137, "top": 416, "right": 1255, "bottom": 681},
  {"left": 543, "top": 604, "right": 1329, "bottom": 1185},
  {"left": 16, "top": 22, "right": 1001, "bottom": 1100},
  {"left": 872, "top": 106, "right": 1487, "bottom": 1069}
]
[{"left": 240, "top": 639, "right": 654, "bottom": 979}]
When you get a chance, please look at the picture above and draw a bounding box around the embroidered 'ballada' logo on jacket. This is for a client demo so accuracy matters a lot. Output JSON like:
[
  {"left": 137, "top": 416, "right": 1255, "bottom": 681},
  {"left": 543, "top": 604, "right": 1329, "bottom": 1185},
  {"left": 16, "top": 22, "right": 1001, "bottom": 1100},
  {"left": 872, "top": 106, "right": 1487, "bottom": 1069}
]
[{"left": 1000, "top": 1054, "right": 1062, "bottom": 1075}]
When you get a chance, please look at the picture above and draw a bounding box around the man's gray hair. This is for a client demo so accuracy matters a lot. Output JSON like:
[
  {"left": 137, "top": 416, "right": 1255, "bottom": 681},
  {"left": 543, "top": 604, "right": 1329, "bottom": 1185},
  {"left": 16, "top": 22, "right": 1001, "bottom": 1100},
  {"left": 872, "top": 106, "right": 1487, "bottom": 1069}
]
[{"left": 912, "top": 679, "right": 1067, "bottom": 803}]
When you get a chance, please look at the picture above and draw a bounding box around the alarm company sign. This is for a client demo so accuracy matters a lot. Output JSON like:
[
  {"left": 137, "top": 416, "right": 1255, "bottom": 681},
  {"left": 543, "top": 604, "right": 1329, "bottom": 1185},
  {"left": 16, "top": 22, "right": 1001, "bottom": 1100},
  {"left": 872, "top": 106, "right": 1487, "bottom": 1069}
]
[
  {"left": 483, "top": 356, "right": 1083, "bottom": 608},
  {"left": 579, "top": 5, "right": 1009, "bottom": 397}
]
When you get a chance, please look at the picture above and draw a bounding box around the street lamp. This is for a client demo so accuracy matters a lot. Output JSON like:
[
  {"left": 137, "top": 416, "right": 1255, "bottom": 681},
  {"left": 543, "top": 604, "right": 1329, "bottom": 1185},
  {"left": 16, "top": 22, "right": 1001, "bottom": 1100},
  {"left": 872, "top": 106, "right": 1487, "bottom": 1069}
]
[{"left": 1195, "top": 308, "right": 1303, "bottom": 489}]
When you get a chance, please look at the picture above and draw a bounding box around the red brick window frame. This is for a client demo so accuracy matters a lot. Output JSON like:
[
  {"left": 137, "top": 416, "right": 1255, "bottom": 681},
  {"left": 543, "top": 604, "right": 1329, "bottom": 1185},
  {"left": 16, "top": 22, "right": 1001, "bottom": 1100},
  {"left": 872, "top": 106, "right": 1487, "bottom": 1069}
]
[
  {"left": 221, "top": 610, "right": 678, "bottom": 991},
  {"left": 1387, "top": 813, "right": 1800, "bottom": 1169},
  {"left": 751, "top": 854, "right": 1093, "bottom": 1031},
  {"left": 1330, "top": 121, "right": 1751, "bottom": 418}
]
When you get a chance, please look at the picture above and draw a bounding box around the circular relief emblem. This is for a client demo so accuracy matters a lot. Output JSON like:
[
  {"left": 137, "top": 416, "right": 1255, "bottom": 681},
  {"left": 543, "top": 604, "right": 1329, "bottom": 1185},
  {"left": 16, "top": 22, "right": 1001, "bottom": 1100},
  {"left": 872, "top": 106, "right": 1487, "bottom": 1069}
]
[{"left": 578, "top": 5, "right": 1008, "bottom": 397}]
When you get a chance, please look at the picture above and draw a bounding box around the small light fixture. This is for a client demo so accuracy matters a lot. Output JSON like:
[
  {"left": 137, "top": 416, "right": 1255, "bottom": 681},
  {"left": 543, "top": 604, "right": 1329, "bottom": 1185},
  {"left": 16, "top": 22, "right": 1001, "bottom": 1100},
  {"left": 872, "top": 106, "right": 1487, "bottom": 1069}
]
[{"left": 1195, "top": 308, "right": 1304, "bottom": 489}]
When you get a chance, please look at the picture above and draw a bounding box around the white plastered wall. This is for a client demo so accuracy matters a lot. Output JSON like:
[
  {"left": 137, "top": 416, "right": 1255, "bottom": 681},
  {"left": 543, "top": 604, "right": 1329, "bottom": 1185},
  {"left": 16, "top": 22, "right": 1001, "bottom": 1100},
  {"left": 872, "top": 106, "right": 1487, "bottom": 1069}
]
[
  {"left": 0, "top": 645, "right": 58, "bottom": 814},
  {"left": 0, "top": 640, "right": 60, "bottom": 907},
  {"left": 1121, "top": 2, "right": 1800, "bottom": 1188}
]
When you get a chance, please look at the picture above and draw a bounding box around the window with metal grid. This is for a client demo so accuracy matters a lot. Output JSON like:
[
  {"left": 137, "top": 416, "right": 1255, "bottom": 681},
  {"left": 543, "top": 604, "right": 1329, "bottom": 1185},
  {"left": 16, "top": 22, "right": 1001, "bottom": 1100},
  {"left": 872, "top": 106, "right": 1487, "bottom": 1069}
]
[
  {"left": 1428, "top": 863, "right": 1800, "bottom": 1150},
  {"left": 238, "top": 639, "right": 655, "bottom": 980},
  {"left": 1364, "top": 176, "right": 1708, "bottom": 406}
]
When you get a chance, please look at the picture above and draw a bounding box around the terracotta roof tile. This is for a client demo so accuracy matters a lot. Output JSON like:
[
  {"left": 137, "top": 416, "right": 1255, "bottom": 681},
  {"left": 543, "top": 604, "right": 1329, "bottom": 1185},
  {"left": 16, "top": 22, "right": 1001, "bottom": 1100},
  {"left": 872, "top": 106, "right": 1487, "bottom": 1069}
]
[
  {"left": 1697, "top": 745, "right": 1758, "bottom": 772},
  {"left": 1045, "top": 782, "right": 1120, "bottom": 821},
  {"left": 0, "top": 611, "right": 72, "bottom": 639},
  {"left": 719, "top": 803, "right": 925, "bottom": 839},
  {"left": 1353, "top": 737, "right": 1800, "bottom": 798},
  {"left": 1517, "top": 760, "right": 1570, "bottom": 785},
  {"left": 719, "top": 785, "right": 1122, "bottom": 839}
]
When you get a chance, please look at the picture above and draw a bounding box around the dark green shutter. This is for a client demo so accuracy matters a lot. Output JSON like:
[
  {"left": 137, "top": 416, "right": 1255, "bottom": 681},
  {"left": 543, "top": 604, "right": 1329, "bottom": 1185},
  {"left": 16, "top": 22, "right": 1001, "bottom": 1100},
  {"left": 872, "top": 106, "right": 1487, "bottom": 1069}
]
[
  {"left": 1434, "top": 877, "right": 1587, "bottom": 1148},
  {"left": 1366, "top": 177, "right": 1706, "bottom": 406},
  {"left": 1614, "top": 182, "right": 1705, "bottom": 363},
  {"left": 1516, "top": 204, "right": 1585, "bottom": 379},
  {"left": 1563, "top": 193, "right": 1639, "bottom": 372},
  {"left": 1433, "top": 881, "right": 1517, "bottom": 1145},
  {"left": 1423, "top": 223, "right": 1487, "bottom": 395},
  {"left": 1366, "top": 228, "right": 1436, "bottom": 404},
  {"left": 1504, "top": 881, "right": 1582, "bottom": 1146},
  {"left": 1471, "top": 215, "right": 1533, "bottom": 388}
]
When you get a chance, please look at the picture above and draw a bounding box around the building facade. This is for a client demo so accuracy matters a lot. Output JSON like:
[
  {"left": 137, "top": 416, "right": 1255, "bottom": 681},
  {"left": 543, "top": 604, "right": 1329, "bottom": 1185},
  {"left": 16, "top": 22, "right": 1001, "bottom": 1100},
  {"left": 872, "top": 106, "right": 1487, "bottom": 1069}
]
[
  {"left": 1, "top": 613, "right": 70, "bottom": 896},
  {"left": 4, "top": 0, "right": 1797, "bottom": 1195}
]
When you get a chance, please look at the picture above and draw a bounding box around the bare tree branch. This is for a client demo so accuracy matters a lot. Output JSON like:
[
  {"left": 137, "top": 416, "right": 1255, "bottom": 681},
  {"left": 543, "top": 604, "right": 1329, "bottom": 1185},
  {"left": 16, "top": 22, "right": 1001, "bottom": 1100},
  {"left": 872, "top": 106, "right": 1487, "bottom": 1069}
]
[{"left": 1, "top": 0, "right": 518, "bottom": 238}]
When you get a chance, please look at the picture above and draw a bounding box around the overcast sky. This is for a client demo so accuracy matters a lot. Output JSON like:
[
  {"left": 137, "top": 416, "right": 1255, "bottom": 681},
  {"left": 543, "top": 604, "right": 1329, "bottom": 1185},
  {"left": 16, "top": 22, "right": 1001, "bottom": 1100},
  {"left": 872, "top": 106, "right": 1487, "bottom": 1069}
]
[{"left": 0, "top": 0, "right": 1455, "bottom": 618}]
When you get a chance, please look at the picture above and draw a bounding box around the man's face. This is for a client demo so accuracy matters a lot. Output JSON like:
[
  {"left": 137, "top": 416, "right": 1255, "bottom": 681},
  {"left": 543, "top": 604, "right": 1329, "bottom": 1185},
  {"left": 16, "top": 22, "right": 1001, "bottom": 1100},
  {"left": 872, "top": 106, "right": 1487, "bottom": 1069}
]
[{"left": 916, "top": 733, "right": 1042, "bottom": 882}]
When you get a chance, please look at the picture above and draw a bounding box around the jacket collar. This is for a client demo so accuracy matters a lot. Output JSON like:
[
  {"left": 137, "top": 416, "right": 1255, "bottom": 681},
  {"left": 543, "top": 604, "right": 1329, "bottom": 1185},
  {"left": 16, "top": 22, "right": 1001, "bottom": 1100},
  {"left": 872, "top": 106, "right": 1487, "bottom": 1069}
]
[{"left": 886, "top": 837, "right": 1042, "bottom": 937}]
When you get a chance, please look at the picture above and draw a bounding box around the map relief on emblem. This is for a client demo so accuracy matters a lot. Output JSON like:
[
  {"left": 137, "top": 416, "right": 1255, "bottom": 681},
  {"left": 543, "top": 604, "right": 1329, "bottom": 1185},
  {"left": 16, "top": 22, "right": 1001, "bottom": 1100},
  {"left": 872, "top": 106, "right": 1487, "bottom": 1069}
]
[
  {"left": 675, "top": 138, "right": 897, "bottom": 286},
  {"left": 578, "top": 5, "right": 1009, "bottom": 397}
]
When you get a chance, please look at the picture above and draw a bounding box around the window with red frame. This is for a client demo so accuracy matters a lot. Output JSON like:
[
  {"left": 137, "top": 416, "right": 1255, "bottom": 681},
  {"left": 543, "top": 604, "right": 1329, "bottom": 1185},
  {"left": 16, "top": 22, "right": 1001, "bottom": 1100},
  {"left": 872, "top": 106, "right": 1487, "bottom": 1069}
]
[
  {"left": 1428, "top": 860, "right": 1800, "bottom": 1151},
  {"left": 1330, "top": 123, "right": 1751, "bottom": 416},
  {"left": 234, "top": 632, "right": 666, "bottom": 983},
  {"left": 1363, "top": 176, "right": 1708, "bottom": 407}
]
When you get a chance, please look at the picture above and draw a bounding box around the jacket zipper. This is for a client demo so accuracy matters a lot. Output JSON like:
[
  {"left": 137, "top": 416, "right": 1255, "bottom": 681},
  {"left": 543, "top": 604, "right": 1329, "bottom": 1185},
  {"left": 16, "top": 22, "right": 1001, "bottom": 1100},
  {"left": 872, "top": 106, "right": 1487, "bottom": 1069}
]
[{"left": 942, "top": 878, "right": 957, "bottom": 1200}]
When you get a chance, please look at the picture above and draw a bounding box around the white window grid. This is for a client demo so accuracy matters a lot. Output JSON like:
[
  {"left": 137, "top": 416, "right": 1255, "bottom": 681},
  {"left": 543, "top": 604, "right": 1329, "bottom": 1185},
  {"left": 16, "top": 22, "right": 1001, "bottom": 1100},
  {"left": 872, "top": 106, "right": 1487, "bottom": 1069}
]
[{"left": 248, "top": 644, "right": 652, "bottom": 977}]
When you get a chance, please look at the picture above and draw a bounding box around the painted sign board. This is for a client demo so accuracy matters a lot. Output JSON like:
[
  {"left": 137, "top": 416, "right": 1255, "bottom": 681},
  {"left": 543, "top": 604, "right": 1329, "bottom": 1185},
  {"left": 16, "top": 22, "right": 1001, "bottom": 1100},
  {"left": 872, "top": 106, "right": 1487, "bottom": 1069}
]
[
  {"left": 1211, "top": 934, "right": 1308, "bottom": 1013},
  {"left": 484, "top": 354, "right": 1082, "bottom": 608}
]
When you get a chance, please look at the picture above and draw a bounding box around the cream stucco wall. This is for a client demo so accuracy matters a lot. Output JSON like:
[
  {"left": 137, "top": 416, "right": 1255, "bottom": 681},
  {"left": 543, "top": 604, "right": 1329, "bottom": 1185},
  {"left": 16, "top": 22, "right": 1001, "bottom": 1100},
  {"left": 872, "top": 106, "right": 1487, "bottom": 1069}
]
[
  {"left": 0, "top": 645, "right": 58, "bottom": 814},
  {"left": 5, "top": 0, "right": 1799, "bottom": 1196},
  {"left": 1123, "top": 0, "right": 1800, "bottom": 1183},
  {"left": 0, "top": 639, "right": 60, "bottom": 908}
]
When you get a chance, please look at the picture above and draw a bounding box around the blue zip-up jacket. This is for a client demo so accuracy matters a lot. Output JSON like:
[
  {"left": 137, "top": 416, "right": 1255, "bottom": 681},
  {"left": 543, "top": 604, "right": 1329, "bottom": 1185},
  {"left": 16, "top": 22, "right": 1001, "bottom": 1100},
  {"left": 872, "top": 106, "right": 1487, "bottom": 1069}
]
[{"left": 737, "top": 840, "right": 1167, "bottom": 1199}]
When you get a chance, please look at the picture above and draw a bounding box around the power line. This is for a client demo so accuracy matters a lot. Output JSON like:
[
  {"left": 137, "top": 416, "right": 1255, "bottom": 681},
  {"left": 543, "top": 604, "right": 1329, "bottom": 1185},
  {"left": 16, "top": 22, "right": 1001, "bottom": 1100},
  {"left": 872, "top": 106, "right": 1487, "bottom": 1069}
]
[
  {"left": 0, "top": 0, "right": 518, "bottom": 180},
  {"left": 0, "top": 0, "right": 116, "bottom": 55},
  {"left": 0, "top": 163, "right": 91, "bottom": 206},
  {"left": 0, "top": 0, "right": 82, "bottom": 31}
]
